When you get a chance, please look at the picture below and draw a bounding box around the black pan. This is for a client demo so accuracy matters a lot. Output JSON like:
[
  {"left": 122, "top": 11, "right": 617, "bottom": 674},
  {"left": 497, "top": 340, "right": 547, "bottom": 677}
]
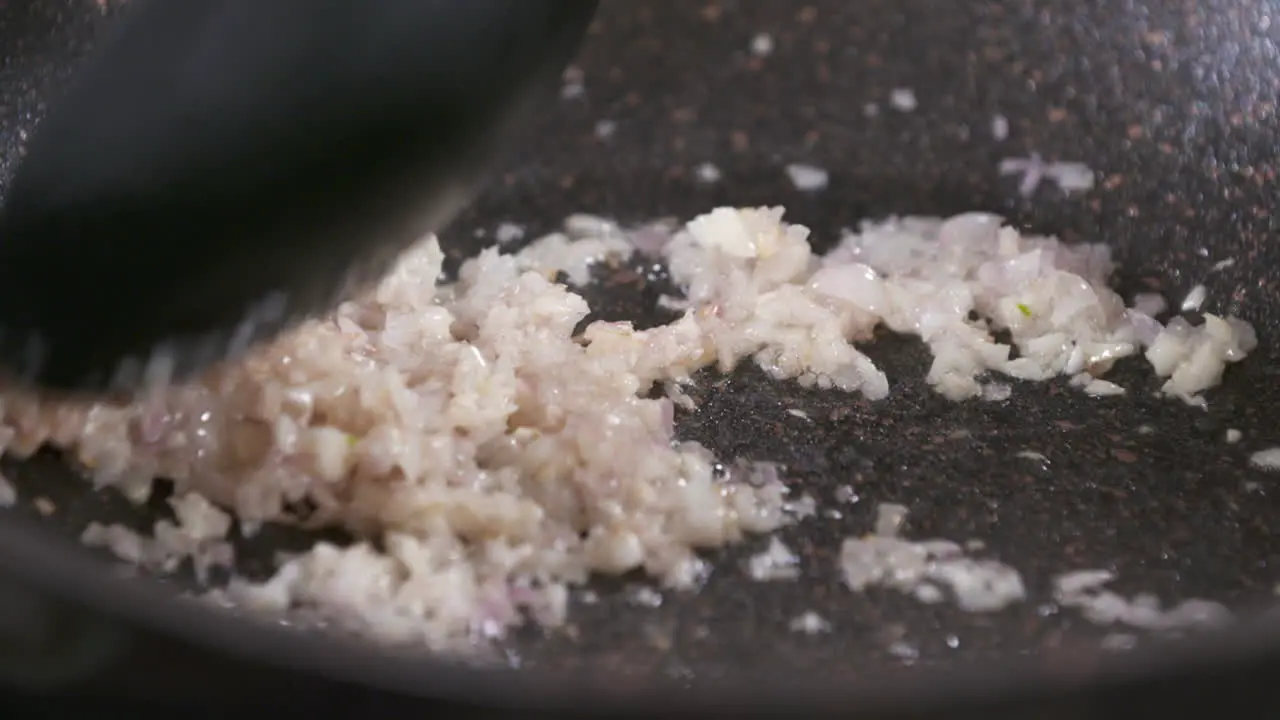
[{"left": 1, "top": 0, "right": 1278, "bottom": 716}]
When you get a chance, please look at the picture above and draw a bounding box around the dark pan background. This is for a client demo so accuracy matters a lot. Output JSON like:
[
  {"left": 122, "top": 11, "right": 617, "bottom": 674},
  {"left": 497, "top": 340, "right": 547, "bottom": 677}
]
[{"left": 0, "top": 0, "right": 1279, "bottom": 715}]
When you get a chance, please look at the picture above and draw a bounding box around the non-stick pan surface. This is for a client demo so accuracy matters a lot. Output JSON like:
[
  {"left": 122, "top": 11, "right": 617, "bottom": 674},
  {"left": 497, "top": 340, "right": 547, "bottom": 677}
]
[{"left": 1, "top": 0, "right": 1279, "bottom": 714}]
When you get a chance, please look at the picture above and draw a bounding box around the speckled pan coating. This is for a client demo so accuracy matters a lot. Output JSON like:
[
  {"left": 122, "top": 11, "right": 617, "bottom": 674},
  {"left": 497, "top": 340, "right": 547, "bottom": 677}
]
[{"left": 0, "top": 0, "right": 1278, "bottom": 711}]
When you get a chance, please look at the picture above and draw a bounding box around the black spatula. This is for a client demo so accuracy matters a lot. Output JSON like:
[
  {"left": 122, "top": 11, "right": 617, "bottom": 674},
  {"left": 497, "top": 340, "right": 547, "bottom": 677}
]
[{"left": 0, "top": 0, "right": 598, "bottom": 394}]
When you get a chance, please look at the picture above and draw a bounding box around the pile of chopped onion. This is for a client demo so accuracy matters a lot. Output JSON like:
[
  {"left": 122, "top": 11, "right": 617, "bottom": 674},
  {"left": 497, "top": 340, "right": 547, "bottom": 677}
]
[
  {"left": 0, "top": 205, "right": 1254, "bottom": 655},
  {"left": 657, "top": 208, "right": 1253, "bottom": 405}
]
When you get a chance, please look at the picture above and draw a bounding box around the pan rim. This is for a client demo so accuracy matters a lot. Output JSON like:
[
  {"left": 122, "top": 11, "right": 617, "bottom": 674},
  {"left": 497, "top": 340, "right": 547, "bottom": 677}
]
[{"left": 0, "top": 509, "right": 1277, "bottom": 713}]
